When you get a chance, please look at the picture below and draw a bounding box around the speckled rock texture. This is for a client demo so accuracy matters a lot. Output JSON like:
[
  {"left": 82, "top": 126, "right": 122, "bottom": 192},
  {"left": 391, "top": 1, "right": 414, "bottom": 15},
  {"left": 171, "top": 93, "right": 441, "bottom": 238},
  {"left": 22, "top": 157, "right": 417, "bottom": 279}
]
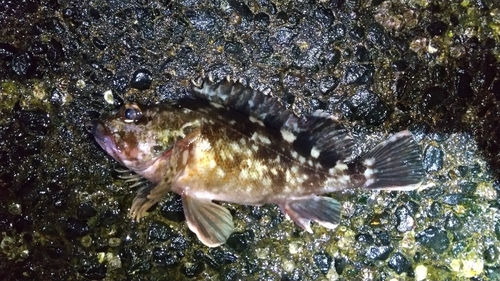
[{"left": 1, "top": 0, "right": 499, "bottom": 280}]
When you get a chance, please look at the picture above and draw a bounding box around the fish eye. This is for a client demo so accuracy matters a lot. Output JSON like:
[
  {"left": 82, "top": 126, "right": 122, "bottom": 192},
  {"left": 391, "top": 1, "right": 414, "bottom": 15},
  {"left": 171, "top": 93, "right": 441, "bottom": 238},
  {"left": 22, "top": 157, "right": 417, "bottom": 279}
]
[{"left": 122, "top": 103, "right": 142, "bottom": 123}]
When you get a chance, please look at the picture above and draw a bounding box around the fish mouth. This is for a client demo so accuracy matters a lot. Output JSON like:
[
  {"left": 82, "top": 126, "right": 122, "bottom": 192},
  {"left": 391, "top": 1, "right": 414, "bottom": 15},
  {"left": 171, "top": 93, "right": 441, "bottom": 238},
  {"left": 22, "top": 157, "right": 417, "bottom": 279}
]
[{"left": 86, "top": 119, "right": 123, "bottom": 164}]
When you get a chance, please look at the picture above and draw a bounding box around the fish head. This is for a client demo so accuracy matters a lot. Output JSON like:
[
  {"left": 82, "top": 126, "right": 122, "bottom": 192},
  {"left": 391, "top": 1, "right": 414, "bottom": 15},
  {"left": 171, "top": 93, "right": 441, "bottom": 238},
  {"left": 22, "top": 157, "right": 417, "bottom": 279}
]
[{"left": 87, "top": 103, "right": 172, "bottom": 176}]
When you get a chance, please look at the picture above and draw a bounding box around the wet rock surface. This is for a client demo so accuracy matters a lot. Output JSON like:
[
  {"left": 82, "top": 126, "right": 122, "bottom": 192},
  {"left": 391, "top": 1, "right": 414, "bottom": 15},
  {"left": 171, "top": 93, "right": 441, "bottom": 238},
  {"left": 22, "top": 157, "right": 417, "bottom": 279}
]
[{"left": 0, "top": 0, "right": 499, "bottom": 280}]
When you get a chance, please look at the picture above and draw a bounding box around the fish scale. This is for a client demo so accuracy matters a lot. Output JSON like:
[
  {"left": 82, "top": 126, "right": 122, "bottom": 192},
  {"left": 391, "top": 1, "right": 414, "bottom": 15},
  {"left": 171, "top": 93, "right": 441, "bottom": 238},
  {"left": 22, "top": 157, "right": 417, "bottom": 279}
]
[{"left": 87, "top": 76, "right": 424, "bottom": 247}]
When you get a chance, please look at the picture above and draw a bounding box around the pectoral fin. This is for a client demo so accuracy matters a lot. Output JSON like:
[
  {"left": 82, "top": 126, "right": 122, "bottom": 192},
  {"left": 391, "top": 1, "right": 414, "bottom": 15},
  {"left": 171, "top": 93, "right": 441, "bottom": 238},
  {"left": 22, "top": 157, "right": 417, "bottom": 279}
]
[
  {"left": 282, "top": 196, "right": 341, "bottom": 233},
  {"left": 182, "top": 195, "right": 234, "bottom": 247}
]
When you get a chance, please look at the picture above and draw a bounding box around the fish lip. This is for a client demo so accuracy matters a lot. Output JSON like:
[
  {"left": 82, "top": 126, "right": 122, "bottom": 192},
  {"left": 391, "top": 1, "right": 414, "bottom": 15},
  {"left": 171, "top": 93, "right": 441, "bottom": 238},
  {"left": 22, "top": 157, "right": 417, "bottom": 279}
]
[{"left": 88, "top": 119, "right": 123, "bottom": 164}]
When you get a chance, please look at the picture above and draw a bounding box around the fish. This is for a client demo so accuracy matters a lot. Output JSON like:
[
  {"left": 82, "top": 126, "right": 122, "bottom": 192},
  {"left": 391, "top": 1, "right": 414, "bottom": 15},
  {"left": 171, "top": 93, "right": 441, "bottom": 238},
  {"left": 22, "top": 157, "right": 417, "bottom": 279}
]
[{"left": 87, "top": 76, "right": 424, "bottom": 247}]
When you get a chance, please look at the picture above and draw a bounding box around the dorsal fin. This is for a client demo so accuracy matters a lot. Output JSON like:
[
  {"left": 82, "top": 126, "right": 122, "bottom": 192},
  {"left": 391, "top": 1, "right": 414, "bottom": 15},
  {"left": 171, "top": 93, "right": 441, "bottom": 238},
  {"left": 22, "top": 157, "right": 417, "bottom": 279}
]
[
  {"left": 191, "top": 76, "right": 298, "bottom": 130},
  {"left": 293, "top": 111, "right": 354, "bottom": 167},
  {"left": 191, "top": 76, "right": 354, "bottom": 167}
]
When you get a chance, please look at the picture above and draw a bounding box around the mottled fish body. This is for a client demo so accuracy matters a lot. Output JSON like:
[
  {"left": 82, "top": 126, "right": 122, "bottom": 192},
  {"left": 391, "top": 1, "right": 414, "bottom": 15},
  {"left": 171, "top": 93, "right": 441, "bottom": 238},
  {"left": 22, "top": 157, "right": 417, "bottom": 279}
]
[{"left": 88, "top": 77, "right": 424, "bottom": 247}]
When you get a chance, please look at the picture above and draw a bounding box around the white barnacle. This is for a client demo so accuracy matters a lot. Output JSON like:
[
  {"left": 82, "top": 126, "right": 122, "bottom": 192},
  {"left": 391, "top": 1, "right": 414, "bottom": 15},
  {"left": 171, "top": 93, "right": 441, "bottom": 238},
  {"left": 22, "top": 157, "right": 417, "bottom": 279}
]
[
  {"left": 251, "top": 144, "right": 259, "bottom": 151},
  {"left": 280, "top": 129, "right": 297, "bottom": 143},
  {"left": 291, "top": 151, "right": 299, "bottom": 159},
  {"left": 290, "top": 165, "right": 299, "bottom": 173}
]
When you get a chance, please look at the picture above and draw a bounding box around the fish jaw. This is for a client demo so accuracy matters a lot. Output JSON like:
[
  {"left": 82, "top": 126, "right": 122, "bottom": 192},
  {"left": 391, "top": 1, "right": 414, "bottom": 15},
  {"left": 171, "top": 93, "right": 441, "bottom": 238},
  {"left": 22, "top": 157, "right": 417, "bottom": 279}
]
[
  {"left": 87, "top": 118, "right": 169, "bottom": 182},
  {"left": 88, "top": 119, "right": 125, "bottom": 165}
]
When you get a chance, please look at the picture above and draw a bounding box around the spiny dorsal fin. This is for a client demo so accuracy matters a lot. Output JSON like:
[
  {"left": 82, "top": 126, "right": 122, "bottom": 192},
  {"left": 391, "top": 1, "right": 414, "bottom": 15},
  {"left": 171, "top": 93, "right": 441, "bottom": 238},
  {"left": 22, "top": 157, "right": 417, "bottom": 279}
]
[
  {"left": 192, "top": 76, "right": 298, "bottom": 130},
  {"left": 191, "top": 76, "right": 354, "bottom": 167}
]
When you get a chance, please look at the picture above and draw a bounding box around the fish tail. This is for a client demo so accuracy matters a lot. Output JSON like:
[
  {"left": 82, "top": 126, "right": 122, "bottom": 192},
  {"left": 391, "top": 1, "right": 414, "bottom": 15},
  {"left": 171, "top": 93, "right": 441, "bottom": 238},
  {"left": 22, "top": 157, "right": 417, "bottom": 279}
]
[{"left": 361, "top": 130, "right": 424, "bottom": 190}]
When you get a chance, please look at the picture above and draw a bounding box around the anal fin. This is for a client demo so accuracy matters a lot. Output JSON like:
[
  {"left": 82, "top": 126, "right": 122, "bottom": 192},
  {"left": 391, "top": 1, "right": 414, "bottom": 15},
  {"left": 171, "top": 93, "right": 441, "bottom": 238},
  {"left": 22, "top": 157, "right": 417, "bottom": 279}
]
[
  {"left": 182, "top": 195, "right": 234, "bottom": 247},
  {"left": 282, "top": 196, "right": 341, "bottom": 233}
]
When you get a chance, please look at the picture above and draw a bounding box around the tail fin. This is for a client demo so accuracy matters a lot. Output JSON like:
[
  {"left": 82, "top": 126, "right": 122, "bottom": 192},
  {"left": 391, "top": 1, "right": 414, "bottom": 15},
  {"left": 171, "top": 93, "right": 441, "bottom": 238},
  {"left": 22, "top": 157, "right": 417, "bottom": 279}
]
[{"left": 361, "top": 130, "right": 424, "bottom": 190}]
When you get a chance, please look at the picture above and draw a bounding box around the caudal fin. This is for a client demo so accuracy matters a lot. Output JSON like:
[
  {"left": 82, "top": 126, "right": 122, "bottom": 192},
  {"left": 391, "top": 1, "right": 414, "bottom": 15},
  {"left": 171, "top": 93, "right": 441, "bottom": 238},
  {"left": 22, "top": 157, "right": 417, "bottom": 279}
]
[{"left": 362, "top": 130, "right": 424, "bottom": 190}]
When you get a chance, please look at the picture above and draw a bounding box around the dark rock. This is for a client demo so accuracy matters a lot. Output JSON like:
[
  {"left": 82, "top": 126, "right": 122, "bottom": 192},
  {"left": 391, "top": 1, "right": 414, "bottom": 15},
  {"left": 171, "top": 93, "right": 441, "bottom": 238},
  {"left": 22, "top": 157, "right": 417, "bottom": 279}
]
[
  {"left": 0, "top": 42, "right": 19, "bottom": 60},
  {"left": 92, "top": 37, "right": 107, "bottom": 50},
  {"left": 375, "top": 231, "right": 392, "bottom": 246},
  {"left": 78, "top": 259, "right": 107, "bottom": 280},
  {"left": 99, "top": 209, "right": 120, "bottom": 228},
  {"left": 356, "top": 233, "right": 374, "bottom": 244},
  {"left": 11, "top": 52, "right": 37, "bottom": 77},
  {"left": 185, "top": 10, "right": 216, "bottom": 31},
  {"left": 334, "top": 257, "right": 348, "bottom": 275},
  {"left": 112, "top": 75, "right": 129, "bottom": 94},
  {"left": 388, "top": 252, "right": 411, "bottom": 274},
  {"left": 65, "top": 217, "right": 89, "bottom": 238},
  {"left": 427, "top": 20, "right": 448, "bottom": 36},
  {"left": 159, "top": 195, "right": 185, "bottom": 222},
  {"left": 47, "top": 38, "right": 64, "bottom": 62},
  {"left": 318, "top": 76, "right": 339, "bottom": 94},
  {"left": 77, "top": 202, "right": 97, "bottom": 220},
  {"left": 355, "top": 45, "right": 370, "bottom": 62},
  {"left": 423, "top": 145, "right": 444, "bottom": 172},
  {"left": 392, "top": 59, "right": 408, "bottom": 71},
  {"left": 349, "top": 25, "right": 365, "bottom": 40},
  {"left": 423, "top": 86, "right": 448, "bottom": 110},
  {"left": 147, "top": 221, "right": 175, "bottom": 242},
  {"left": 441, "top": 194, "right": 465, "bottom": 205},
  {"left": 322, "top": 47, "right": 341, "bottom": 68},
  {"left": 226, "top": 230, "right": 253, "bottom": 252},
  {"left": 182, "top": 261, "right": 205, "bottom": 278},
  {"left": 130, "top": 68, "right": 153, "bottom": 90},
  {"left": 50, "top": 88, "right": 65, "bottom": 106},
  {"left": 366, "top": 245, "right": 393, "bottom": 260},
  {"left": 484, "top": 245, "right": 499, "bottom": 264},
  {"left": 415, "top": 227, "right": 450, "bottom": 254},
  {"left": 395, "top": 205, "right": 414, "bottom": 232},
  {"left": 344, "top": 64, "right": 374, "bottom": 85},
  {"left": 444, "top": 213, "right": 462, "bottom": 230},
  {"left": 428, "top": 201, "right": 442, "bottom": 218},
  {"left": 458, "top": 181, "right": 477, "bottom": 194},
  {"left": 169, "top": 235, "right": 188, "bottom": 251},
  {"left": 282, "top": 268, "right": 304, "bottom": 281},
  {"left": 275, "top": 27, "right": 295, "bottom": 45},
  {"left": 208, "top": 248, "right": 238, "bottom": 264},
  {"left": 224, "top": 41, "right": 245, "bottom": 57},
  {"left": 366, "top": 23, "right": 390, "bottom": 49},
  {"left": 313, "top": 7, "right": 334, "bottom": 27},
  {"left": 13, "top": 105, "right": 50, "bottom": 135},
  {"left": 45, "top": 241, "right": 66, "bottom": 259},
  {"left": 329, "top": 24, "right": 346, "bottom": 42},
  {"left": 341, "top": 88, "right": 388, "bottom": 125},
  {"left": 313, "top": 251, "right": 332, "bottom": 274},
  {"left": 455, "top": 70, "right": 473, "bottom": 99},
  {"left": 152, "top": 247, "right": 180, "bottom": 267},
  {"left": 254, "top": 12, "right": 270, "bottom": 27}
]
